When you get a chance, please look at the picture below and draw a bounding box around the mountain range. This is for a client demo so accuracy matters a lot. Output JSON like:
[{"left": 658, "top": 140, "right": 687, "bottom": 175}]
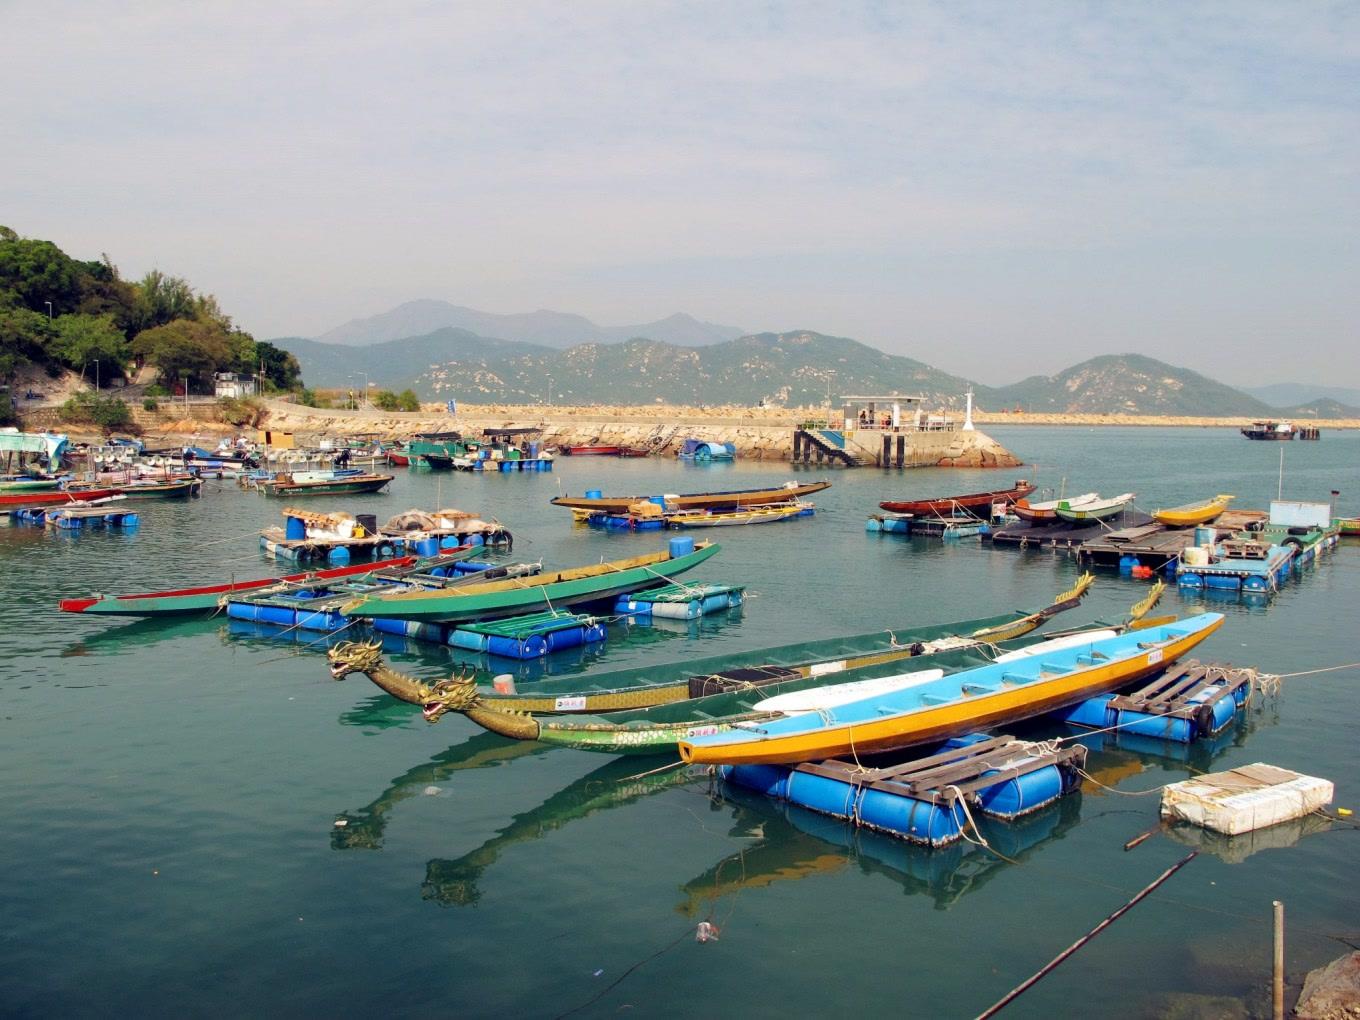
[
  {"left": 314, "top": 299, "right": 743, "bottom": 348},
  {"left": 271, "top": 303, "right": 1359, "bottom": 417}
]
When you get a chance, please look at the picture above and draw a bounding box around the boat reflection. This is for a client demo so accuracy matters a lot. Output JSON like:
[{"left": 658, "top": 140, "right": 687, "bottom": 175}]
[
  {"left": 418, "top": 758, "right": 695, "bottom": 906},
  {"left": 687, "top": 781, "right": 1083, "bottom": 913},
  {"left": 60, "top": 615, "right": 223, "bottom": 657},
  {"left": 331, "top": 732, "right": 553, "bottom": 851}
]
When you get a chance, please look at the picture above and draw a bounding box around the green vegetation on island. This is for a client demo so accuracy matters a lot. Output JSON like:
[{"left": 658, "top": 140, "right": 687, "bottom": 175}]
[{"left": 0, "top": 226, "right": 302, "bottom": 426}]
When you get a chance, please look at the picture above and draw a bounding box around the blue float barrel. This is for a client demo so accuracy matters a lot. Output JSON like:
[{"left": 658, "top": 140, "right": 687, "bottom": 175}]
[
  {"left": 668, "top": 535, "right": 695, "bottom": 558},
  {"left": 285, "top": 515, "right": 306, "bottom": 540},
  {"left": 328, "top": 546, "right": 351, "bottom": 565},
  {"left": 415, "top": 537, "right": 440, "bottom": 558},
  {"left": 585, "top": 489, "right": 603, "bottom": 500}
]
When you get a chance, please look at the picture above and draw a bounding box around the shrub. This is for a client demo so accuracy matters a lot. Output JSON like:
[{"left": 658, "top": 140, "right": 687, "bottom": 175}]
[
  {"left": 59, "top": 391, "right": 134, "bottom": 432},
  {"left": 397, "top": 389, "right": 421, "bottom": 412},
  {"left": 142, "top": 397, "right": 159, "bottom": 411},
  {"left": 145, "top": 382, "right": 169, "bottom": 397},
  {"left": 372, "top": 389, "right": 401, "bottom": 411},
  {"left": 219, "top": 395, "right": 266, "bottom": 427},
  {"left": 0, "top": 392, "right": 19, "bottom": 427}
]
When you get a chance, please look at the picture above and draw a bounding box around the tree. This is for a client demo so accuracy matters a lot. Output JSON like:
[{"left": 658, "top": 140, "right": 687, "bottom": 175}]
[
  {"left": 131, "top": 319, "right": 228, "bottom": 390},
  {"left": 133, "top": 270, "right": 197, "bottom": 332},
  {"left": 254, "top": 340, "right": 302, "bottom": 390},
  {"left": 0, "top": 304, "right": 56, "bottom": 375},
  {"left": 372, "top": 389, "right": 401, "bottom": 411},
  {"left": 397, "top": 389, "right": 420, "bottom": 412},
  {"left": 52, "top": 314, "right": 129, "bottom": 383},
  {"left": 0, "top": 230, "right": 85, "bottom": 315}
]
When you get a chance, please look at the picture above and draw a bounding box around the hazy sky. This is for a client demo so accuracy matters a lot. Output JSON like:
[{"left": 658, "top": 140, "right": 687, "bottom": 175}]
[{"left": 5, "top": 2, "right": 1356, "bottom": 386}]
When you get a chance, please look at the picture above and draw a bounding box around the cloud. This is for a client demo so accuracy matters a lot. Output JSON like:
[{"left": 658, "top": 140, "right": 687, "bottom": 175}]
[{"left": 2, "top": 1, "right": 1356, "bottom": 383}]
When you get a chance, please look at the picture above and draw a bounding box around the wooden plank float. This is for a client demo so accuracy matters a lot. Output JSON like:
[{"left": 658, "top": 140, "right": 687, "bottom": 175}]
[{"left": 720, "top": 734, "right": 1088, "bottom": 846}]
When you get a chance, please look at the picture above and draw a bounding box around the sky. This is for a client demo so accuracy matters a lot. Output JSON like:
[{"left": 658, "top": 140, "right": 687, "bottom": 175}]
[{"left": 4, "top": 2, "right": 1357, "bottom": 387}]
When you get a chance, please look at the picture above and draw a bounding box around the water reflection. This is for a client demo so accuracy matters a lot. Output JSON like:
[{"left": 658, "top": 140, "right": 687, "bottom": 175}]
[
  {"left": 693, "top": 781, "right": 1084, "bottom": 912},
  {"left": 59, "top": 615, "right": 224, "bottom": 657},
  {"left": 331, "top": 733, "right": 551, "bottom": 851},
  {"left": 418, "top": 759, "right": 692, "bottom": 907}
]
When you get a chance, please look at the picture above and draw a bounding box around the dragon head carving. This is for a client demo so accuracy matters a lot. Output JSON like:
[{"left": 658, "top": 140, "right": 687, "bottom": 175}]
[
  {"left": 422, "top": 672, "right": 481, "bottom": 723},
  {"left": 327, "top": 640, "right": 385, "bottom": 680}
]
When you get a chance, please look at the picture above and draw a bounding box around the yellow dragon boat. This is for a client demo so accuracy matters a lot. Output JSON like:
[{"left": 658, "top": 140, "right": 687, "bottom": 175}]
[{"left": 1153, "top": 494, "right": 1234, "bottom": 527}]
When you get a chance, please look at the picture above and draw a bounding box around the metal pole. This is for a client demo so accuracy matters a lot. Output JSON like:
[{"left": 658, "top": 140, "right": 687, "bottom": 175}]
[
  {"left": 95, "top": 359, "right": 99, "bottom": 391},
  {"left": 1273, "top": 900, "right": 1284, "bottom": 1020}
]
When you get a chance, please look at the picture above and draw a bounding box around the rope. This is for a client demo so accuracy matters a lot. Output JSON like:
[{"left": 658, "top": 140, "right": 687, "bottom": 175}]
[{"left": 1275, "top": 661, "right": 1360, "bottom": 679}]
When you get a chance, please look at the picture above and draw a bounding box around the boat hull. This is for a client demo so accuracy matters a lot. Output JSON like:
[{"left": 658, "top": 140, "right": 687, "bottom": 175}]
[
  {"left": 1153, "top": 495, "right": 1234, "bottom": 527},
  {"left": 679, "top": 615, "right": 1223, "bottom": 765},
  {"left": 343, "top": 542, "right": 720, "bottom": 623},
  {"left": 58, "top": 555, "right": 426, "bottom": 616},
  {"left": 261, "top": 475, "right": 393, "bottom": 497},
  {"left": 551, "top": 482, "right": 830, "bottom": 514},
  {"left": 879, "top": 482, "right": 1034, "bottom": 516},
  {"left": 0, "top": 487, "right": 122, "bottom": 509}
]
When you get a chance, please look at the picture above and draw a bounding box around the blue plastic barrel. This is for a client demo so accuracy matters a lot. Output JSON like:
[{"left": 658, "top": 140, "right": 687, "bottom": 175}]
[
  {"left": 721, "top": 764, "right": 791, "bottom": 800},
  {"left": 439, "top": 536, "right": 462, "bottom": 550},
  {"left": 285, "top": 515, "right": 306, "bottom": 541},
  {"left": 328, "top": 547, "right": 351, "bottom": 565},
  {"left": 528, "top": 442, "right": 539, "bottom": 457},
  {"left": 585, "top": 489, "right": 603, "bottom": 500},
  {"left": 416, "top": 537, "right": 440, "bottom": 558},
  {"left": 668, "top": 535, "right": 695, "bottom": 558},
  {"left": 466, "top": 533, "right": 484, "bottom": 547}
]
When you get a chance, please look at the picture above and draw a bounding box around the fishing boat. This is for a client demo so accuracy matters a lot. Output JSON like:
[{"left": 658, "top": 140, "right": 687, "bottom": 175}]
[
  {"left": 259, "top": 472, "right": 394, "bottom": 497},
  {"left": 57, "top": 552, "right": 449, "bottom": 617},
  {"left": 668, "top": 501, "right": 812, "bottom": 528},
  {"left": 1241, "top": 420, "right": 1295, "bottom": 440},
  {"left": 677, "top": 613, "right": 1224, "bottom": 765},
  {"left": 557, "top": 445, "right": 624, "bottom": 456},
  {"left": 1011, "top": 492, "right": 1099, "bottom": 523},
  {"left": 0, "top": 487, "right": 122, "bottom": 511},
  {"left": 1337, "top": 517, "right": 1360, "bottom": 537},
  {"left": 1153, "top": 494, "right": 1234, "bottom": 527},
  {"left": 879, "top": 479, "right": 1035, "bottom": 516},
  {"left": 0, "top": 475, "right": 66, "bottom": 493},
  {"left": 385, "top": 449, "right": 411, "bottom": 467},
  {"left": 1053, "top": 492, "right": 1135, "bottom": 523},
  {"left": 551, "top": 481, "right": 830, "bottom": 514},
  {"left": 339, "top": 538, "right": 720, "bottom": 624},
  {"left": 119, "top": 477, "right": 203, "bottom": 499}
]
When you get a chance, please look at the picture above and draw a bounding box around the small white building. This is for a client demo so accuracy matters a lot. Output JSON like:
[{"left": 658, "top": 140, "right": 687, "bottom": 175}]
[{"left": 214, "top": 372, "right": 258, "bottom": 399}]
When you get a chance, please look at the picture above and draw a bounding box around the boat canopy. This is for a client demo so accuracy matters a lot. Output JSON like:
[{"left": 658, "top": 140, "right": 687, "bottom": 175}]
[
  {"left": 0, "top": 429, "right": 69, "bottom": 472},
  {"left": 679, "top": 439, "right": 736, "bottom": 459}
]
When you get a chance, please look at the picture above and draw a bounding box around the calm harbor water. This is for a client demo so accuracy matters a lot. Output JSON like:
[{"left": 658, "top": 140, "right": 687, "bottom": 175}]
[{"left": 1, "top": 426, "right": 1357, "bottom": 1017}]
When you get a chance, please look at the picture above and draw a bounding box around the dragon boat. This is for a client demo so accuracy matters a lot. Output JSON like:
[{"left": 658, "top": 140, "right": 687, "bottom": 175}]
[
  {"left": 1011, "top": 492, "right": 1099, "bottom": 523},
  {"left": 1153, "top": 494, "right": 1234, "bottom": 527},
  {"left": 1053, "top": 492, "right": 1135, "bottom": 523},
  {"left": 329, "top": 576, "right": 1095, "bottom": 714},
  {"left": 550, "top": 482, "right": 830, "bottom": 515},
  {"left": 324, "top": 581, "right": 1172, "bottom": 758},
  {"left": 879, "top": 480, "right": 1034, "bottom": 516},
  {"left": 678, "top": 613, "right": 1224, "bottom": 765},
  {"left": 338, "top": 538, "right": 720, "bottom": 624},
  {"left": 0, "top": 486, "right": 122, "bottom": 510},
  {"left": 57, "top": 549, "right": 476, "bottom": 617}
]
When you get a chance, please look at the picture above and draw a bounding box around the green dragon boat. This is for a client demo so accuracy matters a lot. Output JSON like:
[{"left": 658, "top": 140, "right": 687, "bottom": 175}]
[
  {"left": 339, "top": 540, "right": 720, "bottom": 624},
  {"left": 326, "top": 577, "right": 1156, "bottom": 756}
]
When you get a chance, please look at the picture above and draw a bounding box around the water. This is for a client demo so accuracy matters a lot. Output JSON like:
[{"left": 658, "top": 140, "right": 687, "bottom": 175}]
[{"left": 1, "top": 428, "right": 1356, "bottom": 1017}]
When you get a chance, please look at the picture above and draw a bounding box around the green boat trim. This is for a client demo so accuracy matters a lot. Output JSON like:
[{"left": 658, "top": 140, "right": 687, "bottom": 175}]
[
  {"left": 339, "top": 541, "right": 720, "bottom": 623},
  {"left": 326, "top": 574, "right": 1097, "bottom": 714},
  {"left": 324, "top": 578, "right": 1133, "bottom": 756}
]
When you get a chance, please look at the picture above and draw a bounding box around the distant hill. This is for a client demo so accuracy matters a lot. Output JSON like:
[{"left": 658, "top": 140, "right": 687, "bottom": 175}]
[
  {"left": 312, "top": 300, "right": 743, "bottom": 349},
  {"left": 1243, "top": 382, "right": 1360, "bottom": 409},
  {"left": 1283, "top": 398, "right": 1360, "bottom": 419},
  {"left": 277, "top": 329, "right": 984, "bottom": 406},
  {"left": 271, "top": 332, "right": 1354, "bottom": 418},
  {"left": 988, "top": 354, "right": 1275, "bottom": 417}
]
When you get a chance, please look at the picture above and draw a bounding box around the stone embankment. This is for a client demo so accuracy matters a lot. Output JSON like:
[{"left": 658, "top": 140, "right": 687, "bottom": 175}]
[{"left": 258, "top": 400, "right": 1022, "bottom": 467}]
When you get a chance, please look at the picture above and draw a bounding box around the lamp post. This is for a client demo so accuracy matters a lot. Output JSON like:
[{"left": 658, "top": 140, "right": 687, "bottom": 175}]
[
  {"left": 93, "top": 359, "right": 100, "bottom": 392},
  {"left": 44, "top": 301, "right": 52, "bottom": 320},
  {"left": 546, "top": 376, "right": 553, "bottom": 406}
]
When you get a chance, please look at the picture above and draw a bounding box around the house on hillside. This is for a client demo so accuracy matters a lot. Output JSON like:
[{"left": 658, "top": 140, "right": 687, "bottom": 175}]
[{"left": 214, "top": 372, "right": 258, "bottom": 399}]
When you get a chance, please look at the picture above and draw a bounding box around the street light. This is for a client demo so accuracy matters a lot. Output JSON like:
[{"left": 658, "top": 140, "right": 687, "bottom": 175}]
[
  {"left": 44, "top": 301, "right": 52, "bottom": 320},
  {"left": 546, "top": 376, "right": 553, "bottom": 406},
  {"left": 93, "top": 359, "right": 100, "bottom": 392}
]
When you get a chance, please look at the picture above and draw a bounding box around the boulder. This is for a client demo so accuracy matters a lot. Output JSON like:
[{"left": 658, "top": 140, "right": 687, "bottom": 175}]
[{"left": 1296, "top": 951, "right": 1360, "bottom": 1020}]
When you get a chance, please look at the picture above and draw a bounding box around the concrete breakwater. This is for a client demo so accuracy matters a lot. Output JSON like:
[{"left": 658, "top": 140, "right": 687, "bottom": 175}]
[{"left": 259, "top": 400, "right": 1023, "bottom": 467}]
